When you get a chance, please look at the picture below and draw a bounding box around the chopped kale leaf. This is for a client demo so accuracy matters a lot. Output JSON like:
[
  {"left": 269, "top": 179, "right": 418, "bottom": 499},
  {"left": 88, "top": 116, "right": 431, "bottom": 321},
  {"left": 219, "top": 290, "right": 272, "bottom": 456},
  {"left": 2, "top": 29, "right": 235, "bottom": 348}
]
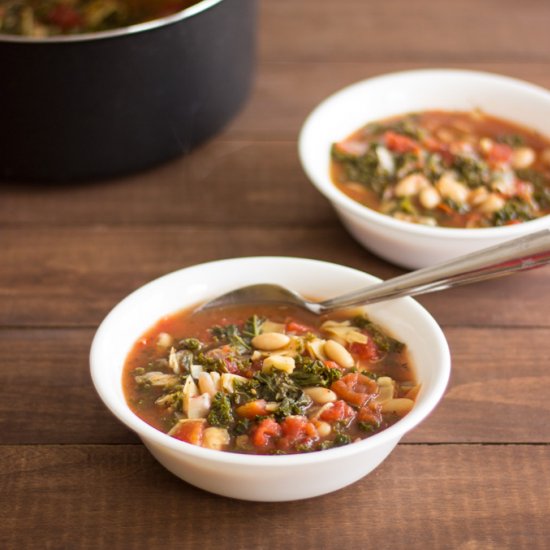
[
  {"left": 492, "top": 198, "right": 535, "bottom": 226},
  {"left": 353, "top": 316, "right": 405, "bottom": 353},
  {"left": 207, "top": 392, "right": 235, "bottom": 428},
  {"left": 291, "top": 356, "right": 343, "bottom": 387},
  {"left": 452, "top": 155, "right": 490, "bottom": 188},
  {"left": 331, "top": 142, "right": 393, "bottom": 197}
]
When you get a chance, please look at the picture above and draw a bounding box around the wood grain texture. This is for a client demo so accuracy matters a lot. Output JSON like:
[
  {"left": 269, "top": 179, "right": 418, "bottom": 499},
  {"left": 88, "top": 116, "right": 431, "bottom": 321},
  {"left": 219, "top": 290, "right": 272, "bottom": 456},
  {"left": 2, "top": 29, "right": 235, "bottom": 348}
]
[
  {"left": 259, "top": 0, "right": 550, "bottom": 63},
  {"left": 1, "top": 444, "right": 548, "bottom": 549},
  {"left": 2, "top": 226, "right": 550, "bottom": 328},
  {"left": 2, "top": 0, "right": 550, "bottom": 546}
]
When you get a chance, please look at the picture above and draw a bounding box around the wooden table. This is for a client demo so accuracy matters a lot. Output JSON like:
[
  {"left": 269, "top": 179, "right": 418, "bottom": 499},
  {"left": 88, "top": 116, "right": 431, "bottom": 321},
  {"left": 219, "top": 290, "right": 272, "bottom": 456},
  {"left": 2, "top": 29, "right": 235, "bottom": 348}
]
[{"left": 2, "top": 1, "right": 550, "bottom": 548}]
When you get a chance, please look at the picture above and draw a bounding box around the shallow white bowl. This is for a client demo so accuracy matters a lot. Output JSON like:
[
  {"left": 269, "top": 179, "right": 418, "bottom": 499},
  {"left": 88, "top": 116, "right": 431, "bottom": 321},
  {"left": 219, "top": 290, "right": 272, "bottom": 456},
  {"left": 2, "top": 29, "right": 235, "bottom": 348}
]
[
  {"left": 299, "top": 69, "right": 550, "bottom": 269},
  {"left": 90, "top": 257, "right": 450, "bottom": 501}
]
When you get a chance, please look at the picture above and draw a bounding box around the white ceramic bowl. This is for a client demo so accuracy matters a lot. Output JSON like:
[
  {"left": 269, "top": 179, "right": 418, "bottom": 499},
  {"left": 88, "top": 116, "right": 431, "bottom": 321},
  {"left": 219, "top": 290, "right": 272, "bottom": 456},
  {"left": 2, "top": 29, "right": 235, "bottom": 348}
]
[
  {"left": 299, "top": 69, "right": 550, "bottom": 269},
  {"left": 90, "top": 257, "right": 450, "bottom": 501}
]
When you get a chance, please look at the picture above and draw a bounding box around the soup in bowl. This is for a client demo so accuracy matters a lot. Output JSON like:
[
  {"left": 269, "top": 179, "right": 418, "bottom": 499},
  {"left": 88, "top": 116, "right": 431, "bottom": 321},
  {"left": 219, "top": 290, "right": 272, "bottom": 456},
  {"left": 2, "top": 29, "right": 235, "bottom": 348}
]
[
  {"left": 299, "top": 69, "right": 550, "bottom": 268},
  {"left": 90, "top": 257, "right": 450, "bottom": 501}
]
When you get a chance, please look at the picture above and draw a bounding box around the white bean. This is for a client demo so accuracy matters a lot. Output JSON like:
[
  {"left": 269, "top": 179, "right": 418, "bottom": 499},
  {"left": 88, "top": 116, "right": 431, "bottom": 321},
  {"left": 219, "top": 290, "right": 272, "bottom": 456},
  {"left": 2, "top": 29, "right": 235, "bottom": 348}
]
[
  {"left": 303, "top": 387, "right": 337, "bottom": 404},
  {"left": 436, "top": 172, "right": 469, "bottom": 204},
  {"left": 419, "top": 186, "right": 441, "bottom": 209},
  {"left": 252, "top": 332, "right": 290, "bottom": 351},
  {"left": 511, "top": 147, "right": 535, "bottom": 169},
  {"left": 394, "top": 173, "right": 430, "bottom": 197},
  {"left": 313, "top": 420, "right": 331, "bottom": 438},
  {"left": 156, "top": 332, "right": 173, "bottom": 348},
  {"left": 468, "top": 186, "right": 489, "bottom": 206},
  {"left": 324, "top": 339, "right": 354, "bottom": 368},
  {"left": 479, "top": 137, "right": 493, "bottom": 154},
  {"left": 480, "top": 193, "right": 506, "bottom": 214}
]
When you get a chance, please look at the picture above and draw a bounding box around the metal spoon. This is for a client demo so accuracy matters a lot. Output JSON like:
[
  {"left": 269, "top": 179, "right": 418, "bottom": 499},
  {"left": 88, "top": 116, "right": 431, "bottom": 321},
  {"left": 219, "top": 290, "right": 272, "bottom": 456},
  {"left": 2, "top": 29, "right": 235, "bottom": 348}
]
[{"left": 198, "top": 229, "right": 550, "bottom": 315}]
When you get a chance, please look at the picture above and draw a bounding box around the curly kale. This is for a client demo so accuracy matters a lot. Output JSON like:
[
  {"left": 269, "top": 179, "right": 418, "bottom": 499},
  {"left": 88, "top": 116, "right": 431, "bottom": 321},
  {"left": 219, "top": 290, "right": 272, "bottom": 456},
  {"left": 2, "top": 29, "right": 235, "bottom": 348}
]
[
  {"left": 365, "top": 116, "right": 423, "bottom": 141},
  {"left": 291, "top": 356, "right": 343, "bottom": 387},
  {"left": 209, "top": 315, "right": 264, "bottom": 354},
  {"left": 207, "top": 392, "right": 235, "bottom": 428},
  {"left": 210, "top": 323, "right": 250, "bottom": 353},
  {"left": 233, "top": 370, "right": 312, "bottom": 420},
  {"left": 331, "top": 142, "right": 393, "bottom": 198},
  {"left": 352, "top": 315, "right": 405, "bottom": 353},
  {"left": 492, "top": 198, "right": 535, "bottom": 226},
  {"left": 452, "top": 155, "right": 490, "bottom": 188},
  {"left": 177, "top": 338, "right": 202, "bottom": 352},
  {"left": 516, "top": 168, "right": 550, "bottom": 209}
]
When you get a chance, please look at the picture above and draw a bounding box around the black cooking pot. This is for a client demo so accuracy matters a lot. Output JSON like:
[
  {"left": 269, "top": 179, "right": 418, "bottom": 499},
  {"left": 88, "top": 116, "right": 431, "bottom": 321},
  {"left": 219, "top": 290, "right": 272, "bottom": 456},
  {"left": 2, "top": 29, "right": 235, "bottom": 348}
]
[{"left": 0, "top": 0, "right": 257, "bottom": 182}]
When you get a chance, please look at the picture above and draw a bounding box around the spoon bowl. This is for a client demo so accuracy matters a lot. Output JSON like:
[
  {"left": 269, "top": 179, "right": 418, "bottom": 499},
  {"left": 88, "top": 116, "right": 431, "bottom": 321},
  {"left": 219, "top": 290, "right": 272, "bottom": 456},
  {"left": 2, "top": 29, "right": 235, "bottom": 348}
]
[{"left": 199, "top": 229, "right": 550, "bottom": 315}]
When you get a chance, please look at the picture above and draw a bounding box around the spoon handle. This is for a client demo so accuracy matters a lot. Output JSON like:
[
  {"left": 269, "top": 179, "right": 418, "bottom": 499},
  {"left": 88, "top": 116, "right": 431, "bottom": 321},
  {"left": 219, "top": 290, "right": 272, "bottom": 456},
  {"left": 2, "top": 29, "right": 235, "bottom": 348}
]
[{"left": 319, "top": 229, "right": 550, "bottom": 312}]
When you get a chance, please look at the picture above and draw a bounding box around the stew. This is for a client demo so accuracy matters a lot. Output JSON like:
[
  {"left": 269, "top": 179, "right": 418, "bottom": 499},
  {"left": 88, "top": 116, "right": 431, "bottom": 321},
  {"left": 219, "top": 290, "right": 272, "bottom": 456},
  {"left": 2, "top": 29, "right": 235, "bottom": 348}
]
[
  {"left": 331, "top": 110, "right": 550, "bottom": 228},
  {"left": 123, "top": 303, "right": 418, "bottom": 455}
]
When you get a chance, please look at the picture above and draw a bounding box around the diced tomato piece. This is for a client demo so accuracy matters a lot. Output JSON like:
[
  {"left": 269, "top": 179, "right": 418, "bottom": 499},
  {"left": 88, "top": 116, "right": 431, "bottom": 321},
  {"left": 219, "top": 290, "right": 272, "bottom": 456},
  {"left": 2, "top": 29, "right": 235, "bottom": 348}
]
[
  {"left": 320, "top": 400, "right": 355, "bottom": 422},
  {"left": 277, "top": 416, "right": 319, "bottom": 451},
  {"left": 357, "top": 402, "right": 382, "bottom": 428},
  {"left": 323, "top": 360, "right": 342, "bottom": 370},
  {"left": 384, "top": 131, "right": 420, "bottom": 153},
  {"left": 46, "top": 5, "right": 82, "bottom": 30},
  {"left": 251, "top": 418, "right": 282, "bottom": 449},
  {"left": 170, "top": 419, "right": 205, "bottom": 446},
  {"left": 331, "top": 373, "right": 378, "bottom": 407},
  {"left": 236, "top": 399, "right": 268, "bottom": 419},
  {"left": 350, "top": 340, "right": 381, "bottom": 362},
  {"left": 422, "top": 137, "right": 454, "bottom": 164},
  {"left": 280, "top": 415, "right": 308, "bottom": 440},
  {"left": 286, "top": 321, "right": 313, "bottom": 334},
  {"left": 487, "top": 143, "right": 513, "bottom": 164}
]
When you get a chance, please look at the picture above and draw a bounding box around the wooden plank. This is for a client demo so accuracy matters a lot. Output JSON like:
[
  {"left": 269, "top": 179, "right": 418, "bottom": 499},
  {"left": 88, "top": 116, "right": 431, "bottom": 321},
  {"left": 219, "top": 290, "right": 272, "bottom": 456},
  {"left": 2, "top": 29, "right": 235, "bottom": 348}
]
[
  {"left": 1, "top": 327, "right": 549, "bottom": 445},
  {"left": 226, "top": 61, "right": 550, "bottom": 141},
  {"left": 2, "top": 227, "right": 550, "bottom": 328},
  {"left": 0, "top": 444, "right": 548, "bottom": 549},
  {"left": 406, "top": 326, "right": 550, "bottom": 443},
  {"left": 0, "top": 141, "right": 332, "bottom": 226},
  {"left": 259, "top": 0, "right": 550, "bottom": 63}
]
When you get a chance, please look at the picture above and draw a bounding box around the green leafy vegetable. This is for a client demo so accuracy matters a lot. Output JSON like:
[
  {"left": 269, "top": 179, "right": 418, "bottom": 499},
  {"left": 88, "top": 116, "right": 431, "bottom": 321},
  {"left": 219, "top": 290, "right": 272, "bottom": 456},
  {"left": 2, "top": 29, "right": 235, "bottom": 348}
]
[
  {"left": 291, "top": 356, "right": 343, "bottom": 387},
  {"left": 492, "top": 198, "right": 535, "bottom": 226},
  {"left": 353, "top": 316, "right": 405, "bottom": 353},
  {"left": 452, "top": 155, "right": 490, "bottom": 188},
  {"left": 331, "top": 143, "right": 393, "bottom": 197},
  {"left": 207, "top": 392, "right": 235, "bottom": 428}
]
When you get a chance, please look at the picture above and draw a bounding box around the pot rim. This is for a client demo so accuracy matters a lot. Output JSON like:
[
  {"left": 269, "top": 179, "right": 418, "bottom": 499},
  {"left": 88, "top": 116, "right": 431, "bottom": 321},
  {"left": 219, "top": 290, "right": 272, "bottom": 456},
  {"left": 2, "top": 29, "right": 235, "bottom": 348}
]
[{"left": 0, "top": 0, "right": 223, "bottom": 44}]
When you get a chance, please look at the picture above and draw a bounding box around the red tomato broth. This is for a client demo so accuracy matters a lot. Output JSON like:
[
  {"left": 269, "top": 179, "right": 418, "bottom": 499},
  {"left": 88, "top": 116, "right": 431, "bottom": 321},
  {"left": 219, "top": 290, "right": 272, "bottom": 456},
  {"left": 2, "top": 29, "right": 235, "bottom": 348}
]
[
  {"left": 331, "top": 110, "right": 550, "bottom": 228},
  {"left": 122, "top": 303, "right": 418, "bottom": 455}
]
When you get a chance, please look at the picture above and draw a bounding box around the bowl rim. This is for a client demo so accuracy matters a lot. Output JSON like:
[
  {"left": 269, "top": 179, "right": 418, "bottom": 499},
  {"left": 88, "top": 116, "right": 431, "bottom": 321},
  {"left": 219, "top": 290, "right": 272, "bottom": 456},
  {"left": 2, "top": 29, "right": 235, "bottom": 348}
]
[
  {"left": 0, "top": 0, "right": 223, "bottom": 44},
  {"left": 298, "top": 68, "right": 550, "bottom": 240},
  {"left": 90, "top": 256, "right": 451, "bottom": 467}
]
